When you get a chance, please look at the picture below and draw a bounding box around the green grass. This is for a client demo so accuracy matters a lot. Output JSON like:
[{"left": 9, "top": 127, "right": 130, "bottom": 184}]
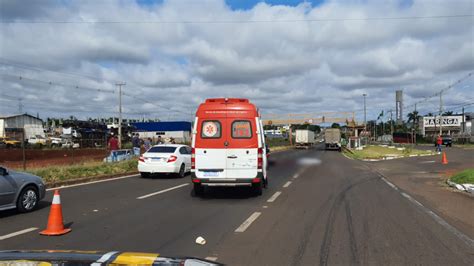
[
  {"left": 344, "top": 145, "right": 434, "bottom": 160},
  {"left": 27, "top": 159, "right": 138, "bottom": 184},
  {"left": 266, "top": 137, "right": 292, "bottom": 147},
  {"left": 450, "top": 169, "right": 474, "bottom": 184}
]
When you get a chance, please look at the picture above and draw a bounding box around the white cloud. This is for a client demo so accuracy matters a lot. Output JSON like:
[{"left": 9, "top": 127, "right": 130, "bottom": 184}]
[{"left": 0, "top": 0, "right": 472, "bottom": 122}]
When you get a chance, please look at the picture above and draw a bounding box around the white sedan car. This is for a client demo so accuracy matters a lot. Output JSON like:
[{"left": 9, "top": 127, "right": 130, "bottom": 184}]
[{"left": 138, "top": 144, "right": 192, "bottom": 178}]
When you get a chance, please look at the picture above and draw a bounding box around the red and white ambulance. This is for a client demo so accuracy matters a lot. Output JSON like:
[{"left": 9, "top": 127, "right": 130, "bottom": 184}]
[{"left": 191, "top": 98, "right": 268, "bottom": 196}]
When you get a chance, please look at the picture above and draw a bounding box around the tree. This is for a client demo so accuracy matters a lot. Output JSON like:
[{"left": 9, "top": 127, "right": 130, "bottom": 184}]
[
  {"left": 407, "top": 110, "right": 419, "bottom": 124},
  {"left": 331, "top": 123, "right": 340, "bottom": 129},
  {"left": 442, "top": 111, "right": 453, "bottom": 116}
]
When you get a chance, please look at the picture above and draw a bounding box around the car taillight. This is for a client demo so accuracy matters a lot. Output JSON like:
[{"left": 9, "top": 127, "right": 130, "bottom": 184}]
[
  {"left": 139, "top": 156, "right": 145, "bottom": 162},
  {"left": 258, "top": 148, "right": 263, "bottom": 169},
  {"left": 167, "top": 155, "right": 177, "bottom": 163},
  {"left": 191, "top": 148, "right": 195, "bottom": 169}
]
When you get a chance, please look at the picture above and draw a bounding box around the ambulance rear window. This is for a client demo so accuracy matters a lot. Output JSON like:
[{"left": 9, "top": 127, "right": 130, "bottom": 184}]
[
  {"left": 232, "top": 120, "right": 252, "bottom": 139},
  {"left": 201, "top": 120, "right": 221, "bottom": 139}
]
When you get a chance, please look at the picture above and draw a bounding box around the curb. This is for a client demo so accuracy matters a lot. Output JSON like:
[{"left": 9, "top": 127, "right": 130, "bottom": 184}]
[
  {"left": 45, "top": 171, "right": 139, "bottom": 189},
  {"left": 446, "top": 179, "right": 474, "bottom": 196}
]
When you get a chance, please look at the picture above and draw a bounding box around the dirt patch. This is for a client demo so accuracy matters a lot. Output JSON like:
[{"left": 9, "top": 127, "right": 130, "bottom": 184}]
[{"left": 0, "top": 148, "right": 108, "bottom": 169}]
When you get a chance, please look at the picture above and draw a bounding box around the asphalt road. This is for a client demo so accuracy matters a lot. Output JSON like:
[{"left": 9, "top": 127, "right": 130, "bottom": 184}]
[{"left": 1, "top": 144, "right": 473, "bottom": 265}]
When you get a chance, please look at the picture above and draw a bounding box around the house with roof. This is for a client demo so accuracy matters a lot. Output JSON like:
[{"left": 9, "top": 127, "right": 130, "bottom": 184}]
[{"left": 0, "top": 114, "right": 45, "bottom": 140}]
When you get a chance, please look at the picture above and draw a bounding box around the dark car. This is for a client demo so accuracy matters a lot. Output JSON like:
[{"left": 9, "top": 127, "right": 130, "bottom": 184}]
[{"left": 435, "top": 135, "right": 452, "bottom": 147}]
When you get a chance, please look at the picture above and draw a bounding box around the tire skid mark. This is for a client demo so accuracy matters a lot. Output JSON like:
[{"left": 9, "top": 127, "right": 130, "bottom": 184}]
[
  {"left": 344, "top": 199, "right": 360, "bottom": 265},
  {"left": 319, "top": 177, "right": 377, "bottom": 266}
]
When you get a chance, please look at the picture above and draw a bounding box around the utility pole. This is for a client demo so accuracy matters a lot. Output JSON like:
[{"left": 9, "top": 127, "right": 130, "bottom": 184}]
[
  {"left": 18, "top": 98, "right": 23, "bottom": 113},
  {"left": 462, "top": 106, "right": 465, "bottom": 134},
  {"left": 439, "top": 92, "right": 443, "bottom": 136},
  {"left": 116, "top": 82, "right": 126, "bottom": 149},
  {"left": 389, "top": 110, "right": 394, "bottom": 136},
  {"left": 413, "top": 104, "right": 417, "bottom": 144},
  {"left": 363, "top": 94, "right": 367, "bottom": 132}
]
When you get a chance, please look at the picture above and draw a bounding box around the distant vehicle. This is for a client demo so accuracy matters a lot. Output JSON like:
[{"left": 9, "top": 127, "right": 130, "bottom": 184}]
[
  {"left": 61, "top": 140, "right": 80, "bottom": 149},
  {"left": 0, "top": 166, "right": 46, "bottom": 212},
  {"left": 191, "top": 98, "right": 268, "bottom": 196},
  {"left": 0, "top": 137, "right": 21, "bottom": 148},
  {"left": 435, "top": 135, "right": 452, "bottom": 147},
  {"left": 138, "top": 144, "right": 192, "bottom": 178},
  {"left": 49, "top": 137, "right": 63, "bottom": 147},
  {"left": 28, "top": 135, "right": 47, "bottom": 146},
  {"left": 295, "top": 129, "right": 315, "bottom": 149},
  {"left": 325, "top": 128, "right": 342, "bottom": 151}
]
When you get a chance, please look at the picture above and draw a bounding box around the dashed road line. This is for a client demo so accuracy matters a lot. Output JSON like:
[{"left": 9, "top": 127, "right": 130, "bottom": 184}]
[
  {"left": 267, "top": 191, "right": 282, "bottom": 203},
  {"left": 293, "top": 173, "right": 299, "bottom": 179},
  {"left": 283, "top": 181, "right": 292, "bottom": 188},
  {"left": 235, "top": 212, "right": 261, "bottom": 233},
  {"left": 0, "top": 227, "right": 38, "bottom": 241},
  {"left": 137, "top": 183, "right": 189, "bottom": 199},
  {"left": 47, "top": 174, "right": 138, "bottom": 191}
]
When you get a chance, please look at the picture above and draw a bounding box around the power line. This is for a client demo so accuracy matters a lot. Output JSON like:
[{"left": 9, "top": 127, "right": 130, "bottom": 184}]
[{"left": 1, "top": 14, "right": 471, "bottom": 24}]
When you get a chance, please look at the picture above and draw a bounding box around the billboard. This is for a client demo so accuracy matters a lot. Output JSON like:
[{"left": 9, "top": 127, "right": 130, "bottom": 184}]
[{"left": 423, "top": 116, "right": 462, "bottom": 127}]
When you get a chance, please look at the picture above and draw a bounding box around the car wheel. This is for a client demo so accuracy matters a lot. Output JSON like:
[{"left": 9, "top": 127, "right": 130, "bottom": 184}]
[
  {"left": 252, "top": 180, "right": 263, "bottom": 196},
  {"left": 194, "top": 183, "right": 204, "bottom": 196},
  {"left": 140, "top": 172, "right": 150, "bottom": 178},
  {"left": 177, "top": 164, "right": 186, "bottom": 178},
  {"left": 17, "top": 186, "right": 39, "bottom": 213}
]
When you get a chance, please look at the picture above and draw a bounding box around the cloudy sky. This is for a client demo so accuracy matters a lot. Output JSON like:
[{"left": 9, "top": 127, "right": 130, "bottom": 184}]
[{"left": 0, "top": 0, "right": 473, "bottom": 123}]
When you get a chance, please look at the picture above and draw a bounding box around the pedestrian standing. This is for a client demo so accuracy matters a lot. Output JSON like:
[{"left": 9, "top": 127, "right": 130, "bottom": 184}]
[
  {"left": 436, "top": 135, "right": 442, "bottom": 153},
  {"left": 157, "top": 136, "right": 163, "bottom": 144},
  {"left": 144, "top": 137, "right": 151, "bottom": 151},
  {"left": 108, "top": 133, "right": 119, "bottom": 162},
  {"left": 132, "top": 133, "right": 140, "bottom": 155}
]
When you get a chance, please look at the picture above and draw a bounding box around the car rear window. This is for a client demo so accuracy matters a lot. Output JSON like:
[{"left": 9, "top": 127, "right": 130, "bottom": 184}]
[
  {"left": 201, "top": 120, "right": 222, "bottom": 139},
  {"left": 232, "top": 120, "right": 252, "bottom": 139},
  {"left": 147, "top": 146, "right": 177, "bottom": 153}
]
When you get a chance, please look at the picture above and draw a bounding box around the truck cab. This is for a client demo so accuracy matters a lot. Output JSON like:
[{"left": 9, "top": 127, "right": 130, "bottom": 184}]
[{"left": 191, "top": 98, "right": 267, "bottom": 196}]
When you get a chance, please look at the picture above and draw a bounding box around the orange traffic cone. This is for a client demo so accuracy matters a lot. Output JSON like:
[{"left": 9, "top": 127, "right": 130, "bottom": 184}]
[
  {"left": 40, "top": 190, "right": 71, "bottom": 236},
  {"left": 441, "top": 151, "right": 448, "bottom": 165}
]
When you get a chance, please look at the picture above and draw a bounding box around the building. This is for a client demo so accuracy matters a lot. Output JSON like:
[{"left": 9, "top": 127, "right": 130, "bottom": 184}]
[
  {"left": 420, "top": 115, "right": 471, "bottom": 137},
  {"left": 131, "top": 121, "right": 192, "bottom": 143},
  {"left": 0, "top": 114, "right": 45, "bottom": 140}
]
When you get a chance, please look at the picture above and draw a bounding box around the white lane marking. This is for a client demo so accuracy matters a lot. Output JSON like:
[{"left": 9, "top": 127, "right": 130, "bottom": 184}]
[
  {"left": 421, "top": 161, "right": 435, "bottom": 163},
  {"left": 47, "top": 174, "right": 138, "bottom": 191},
  {"left": 0, "top": 227, "right": 38, "bottom": 241},
  {"left": 235, "top": 212, "right": 261, "bottom": 233},
  {"left": 91, "top": 251, "right": 118, "bottom": 266},
  {"left": 267, "top": 191, "right": 282, "bottom": 203},
  {"left": 293, "top": 174, "right": 299, "bottom": 179},
  {"left": 380, "top": 176, "right": 474, "bottom": 249},
  {"left": 262, "top": 205, "right": 268, "bottom": 208},
  {"left": 381, "top": 177, "right": 398, "bottom": 191},
  {"left": 205, "top": 256, "right": 218, "bottom": 262},
  {"left": 137, "top": 183, "right": 189, "bottom": 199},
  {"left": 283, "top": 181, "right": 292, "bottom": 188}
]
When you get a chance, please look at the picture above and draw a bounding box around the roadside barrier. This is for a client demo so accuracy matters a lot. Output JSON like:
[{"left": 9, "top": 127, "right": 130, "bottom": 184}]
[{"left": 40, "top": 190, "right": 72, "bottom": 236}]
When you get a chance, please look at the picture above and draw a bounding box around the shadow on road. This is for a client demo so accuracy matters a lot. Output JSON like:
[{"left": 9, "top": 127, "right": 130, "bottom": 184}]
[
  {"left": 0, "top": 200, "right": 51, "bottom": 219},
  {"left": 191, "top": 186, "right": 258, "bottom": 200}
]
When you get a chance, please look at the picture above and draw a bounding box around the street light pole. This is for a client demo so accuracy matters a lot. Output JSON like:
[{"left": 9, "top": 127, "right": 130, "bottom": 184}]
[
  {"left": 116, "top": 82, "right": 126, "bottom": 149},
  {"left": 363, "top": 94, "right": 367, "bottom": 132}
]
